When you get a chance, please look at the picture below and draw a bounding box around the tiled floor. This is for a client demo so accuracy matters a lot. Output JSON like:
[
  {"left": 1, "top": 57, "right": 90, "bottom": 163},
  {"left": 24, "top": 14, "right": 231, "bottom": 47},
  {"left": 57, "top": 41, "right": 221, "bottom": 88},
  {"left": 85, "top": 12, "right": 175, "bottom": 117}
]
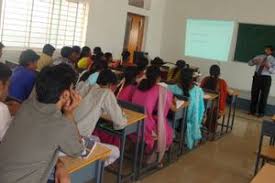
[{"left": 106, "top": 111, "right": 265, "bottom": 183}]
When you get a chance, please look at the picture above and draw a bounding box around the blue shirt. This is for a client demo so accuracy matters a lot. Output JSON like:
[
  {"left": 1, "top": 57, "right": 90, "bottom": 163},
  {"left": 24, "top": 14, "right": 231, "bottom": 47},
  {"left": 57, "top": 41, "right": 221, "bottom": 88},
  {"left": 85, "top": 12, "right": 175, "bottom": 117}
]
[
  {"left": 9, "top": 66, "right": 36, "bottom": 102},
  {"left": 167, "top": 84, "right": 183, "bottom": 96},
  {"left": 87, "top": 72, "right": 99, "bottom": 85}
]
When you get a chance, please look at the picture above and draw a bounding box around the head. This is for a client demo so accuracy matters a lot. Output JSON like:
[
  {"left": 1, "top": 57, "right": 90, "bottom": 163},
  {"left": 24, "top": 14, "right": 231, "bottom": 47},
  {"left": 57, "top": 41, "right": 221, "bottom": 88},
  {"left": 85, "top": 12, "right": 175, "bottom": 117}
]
[
  {"left": 97, "top": 69, "right": 117, "bottom": 88},
  {"left": 104, "top": 52, "right": 113, "bottom": 63},
  {"left": 209, "top": 64, "right": 221, "bottom": 78},
  {"left": 80, "top": 46, "right": 91, "bottom": 58},
  {"left": 71, "top": 46, "right": 81, "bottom": 63},
  {"left": 0, "top": 63, "right": 12, "bottom": 101},
  {"left": 36, "top": 64, "right": 77, "bottom": 110},
  {"left": 121, "top": 50, "right": 131, "bottom": 63},
  {"left": 265, "top": 45, "right": 274, "bottom": 56},
  {"left": 138, "top": 66, "right": 161, "bottom": 91},
  {"left": 176, "top": 60, "right": 186, "bottom": 70},
  {"left": 136, "top": 57, "right": 149, "bottom": 73},
  {"left": 151, "top": 57, "right": 165, "bottom": 67},
  {"left": 0, "top": 42, "right": 5, "bottom": 58},
  {"left": 123, "top": 66, "right": 139, "bottom": 86},
  {"left": 93, "top": 47, "right": 102, "bottom": 56},
  {"left": 19, "top": 49, "right": 40, "bottom": 70},
  {"left": 61, "top": 46, "right": 73, "bottom": 59},
  {"left": 179, "top": 68, "right": 194, "bottom": 97},
  {"left": 42, "top": 44, "right": 56, "bottom": 57}
]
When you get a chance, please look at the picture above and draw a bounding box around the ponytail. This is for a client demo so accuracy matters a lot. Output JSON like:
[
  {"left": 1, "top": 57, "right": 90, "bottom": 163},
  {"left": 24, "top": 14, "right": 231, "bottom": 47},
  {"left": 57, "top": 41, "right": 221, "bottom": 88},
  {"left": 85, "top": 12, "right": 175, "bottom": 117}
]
[{"left": 138, "top": 66, "right": 161, "bottom": 91}]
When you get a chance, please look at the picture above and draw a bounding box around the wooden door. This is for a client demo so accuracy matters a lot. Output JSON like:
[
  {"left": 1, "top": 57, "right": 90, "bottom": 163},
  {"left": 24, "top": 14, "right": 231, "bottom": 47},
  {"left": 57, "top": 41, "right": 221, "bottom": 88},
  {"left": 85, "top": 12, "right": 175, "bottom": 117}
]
[{"left": 123, "top": 13, "right": 145, "bottom": 63}]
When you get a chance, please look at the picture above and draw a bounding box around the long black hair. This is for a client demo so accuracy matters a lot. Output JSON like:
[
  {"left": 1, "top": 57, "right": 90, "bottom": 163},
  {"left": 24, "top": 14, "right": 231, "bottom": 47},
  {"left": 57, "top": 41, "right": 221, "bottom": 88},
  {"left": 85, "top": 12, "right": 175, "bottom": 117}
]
[
  {"left": 124, "top": 66, "right": 139, "bottom": 87},
  {"left": 80, "top": 46, "right": 91, "bottom": 59},
  {"left": 203, "top": 64, "right": 220, "bottom": 91},
  {"left": 79, "top": 57, "right": 108, "bottom": 82},
  {"left": 172, "top": 60, "right": 186, "bottom": 78},
  {"left": 179, "top": 68, "right": 194, "bottom": 97},
  {"left": 138, "top": 66, "right": 161, "bottom": 91}
]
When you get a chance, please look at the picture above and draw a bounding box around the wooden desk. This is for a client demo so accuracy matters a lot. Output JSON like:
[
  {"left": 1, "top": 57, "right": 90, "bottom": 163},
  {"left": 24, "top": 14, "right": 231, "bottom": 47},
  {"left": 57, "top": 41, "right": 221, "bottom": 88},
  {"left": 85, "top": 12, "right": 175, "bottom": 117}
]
[
  {"left": 98, "top": 108, "right": 145, "bottom": 183},
  {"left": 272, "top": 115, "right": 275, "bottom": 122},
  {"left": 225, "top": 88, "right": 240, "bottom": 133},
  {"left": 204, "top": 92, "right": 219, "bottom": 101},
  {"left": 61, "top": 144, "right": 111, "bottom": 183},
  {"left": 171, "top": 101, "right": 189, "bottom": 112},
  {"left": 251, "top": 164, "right": 275, "bottom": 183},
  {"left": 101, "top": 108, "right": 145, "bottom": 126}
]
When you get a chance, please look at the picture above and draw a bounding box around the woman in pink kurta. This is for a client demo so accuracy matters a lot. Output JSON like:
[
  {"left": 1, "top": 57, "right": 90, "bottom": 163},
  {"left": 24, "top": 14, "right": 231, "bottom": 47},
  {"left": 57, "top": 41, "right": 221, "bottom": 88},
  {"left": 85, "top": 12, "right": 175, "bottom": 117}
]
[
  {"left": 117, "top": 66, "right": 139, "bottom": 102},
  {"left": 131, "top": 66, "right": 173, "bottom": 162}
]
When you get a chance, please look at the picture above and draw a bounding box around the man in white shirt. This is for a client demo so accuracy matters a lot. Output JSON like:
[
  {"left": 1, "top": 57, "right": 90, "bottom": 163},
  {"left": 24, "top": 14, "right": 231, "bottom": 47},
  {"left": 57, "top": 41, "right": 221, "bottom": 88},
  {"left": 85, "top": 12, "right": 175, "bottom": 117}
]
[
  {"left": 248, "top": 45, "right": 275, "bottom": 117},
  {"left": 0, "top": 62, "right": 12, "bottom": 141}
]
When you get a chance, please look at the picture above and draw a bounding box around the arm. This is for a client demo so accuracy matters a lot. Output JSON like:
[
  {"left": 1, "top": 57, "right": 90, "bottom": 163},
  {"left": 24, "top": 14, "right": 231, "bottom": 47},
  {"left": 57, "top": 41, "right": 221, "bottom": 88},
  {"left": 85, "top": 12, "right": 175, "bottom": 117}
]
[
  {"left": 248, "top": 55, "right": 262, "bottom": 66},
  {"left": 103, "top": 90, "right": 127, "bottom": 130},
  {"left": 59, "top": 121, "right": 84, "bottom": 158},
  {"left": 55, "top": 159, "right": 71, "bottom": 183}
]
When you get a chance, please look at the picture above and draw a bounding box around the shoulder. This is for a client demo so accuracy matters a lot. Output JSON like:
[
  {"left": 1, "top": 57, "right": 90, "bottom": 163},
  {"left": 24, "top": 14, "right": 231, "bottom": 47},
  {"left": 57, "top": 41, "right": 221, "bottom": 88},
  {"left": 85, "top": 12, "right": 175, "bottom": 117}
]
[{"left": 0, "top": 102, "right": 10, "bottom": 115}]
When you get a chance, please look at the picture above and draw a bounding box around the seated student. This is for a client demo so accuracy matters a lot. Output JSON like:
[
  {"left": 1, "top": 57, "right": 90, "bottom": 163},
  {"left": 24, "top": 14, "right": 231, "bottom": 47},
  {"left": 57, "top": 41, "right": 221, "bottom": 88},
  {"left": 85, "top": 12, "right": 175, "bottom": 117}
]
[
  {"left": 75, "top": 69, "right": 126, "bottom": 162},
  {"left": 136, "top": 56, "right": 149, "bottom": 83},
  {"left": 167, "top": 60, "right": 186, "bottom": 83},
  {"left": 92, "top": 47, "right": 103, "bottom": 59},
  {"left": 77, "top": 46, "right": 93, "bottom": 70},
  {"left": 131, "top": 66, "right": 173, "bottom": 163},
  {"left": 0, "top": 63, "right": 12, "bottom": 142},
  {"left": 117, "top": 66, "right": 139, "bottom": 101},
  {"left": 121, "top": 50, "right": 132, "bottom": 66},
  {"left": 37, "top": 44, "right": 56, "bottom": 71},
  {"left": 54, "top": 46, "right": 76, "bottom": 70},
  {"left": 105, "top": 52, "right": 118, "bottom": 68},
  {"left": 0, "top": 64, "right": 84, "bottom": 183},
  {"left": 200, "top": 65, "right": 228, "bottom": 133},
  {"left": 9, "top": 49, "right": 39, "bottom": 102},
  {"left": 150, "top": 57, "right": 166, "bottom": 68},
  {"left": 168, "top": 69, "right": 205, "bottom": 149},
  {"left": 84, "top": 58, "right": 108, "bottom": 85}
]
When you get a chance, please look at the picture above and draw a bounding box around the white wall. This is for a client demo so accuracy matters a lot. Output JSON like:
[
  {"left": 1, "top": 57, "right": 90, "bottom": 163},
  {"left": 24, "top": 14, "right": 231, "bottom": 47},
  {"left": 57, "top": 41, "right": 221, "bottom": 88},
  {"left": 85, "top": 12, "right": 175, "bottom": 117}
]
[
  {"left": 85, "top": 0, "right": 165, "bottom": 59},
  {"left": 160, "top": 0, "right": 275, "bottom": 97},
  {"left": 1, "top": 0, "right": 166, "bottom": 62}
]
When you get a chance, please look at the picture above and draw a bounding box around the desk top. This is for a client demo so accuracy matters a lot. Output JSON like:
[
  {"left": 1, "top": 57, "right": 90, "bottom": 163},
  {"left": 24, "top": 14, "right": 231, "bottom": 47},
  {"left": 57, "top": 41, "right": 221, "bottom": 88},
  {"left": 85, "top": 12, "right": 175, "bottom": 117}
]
[
  {"left": 204, "top": 92, "right": 219, "bottom": 101},
  {"left": 229, "top": 88, "right": 240, "bottom": 96},
  {"left": 272, "top": 115, "right": 275, "bottom": 121},
  {"left": 251, "top": 164, "right": 275, "bottom": 183},
  {"left": 61, "top": 144, "right": 111, "bottom": 174},
  {"left": 171, "top": 101, "right": 189, "bottom": 112},
  {"left": 101, "top": 108, "right": 146, "bottom": 126}
]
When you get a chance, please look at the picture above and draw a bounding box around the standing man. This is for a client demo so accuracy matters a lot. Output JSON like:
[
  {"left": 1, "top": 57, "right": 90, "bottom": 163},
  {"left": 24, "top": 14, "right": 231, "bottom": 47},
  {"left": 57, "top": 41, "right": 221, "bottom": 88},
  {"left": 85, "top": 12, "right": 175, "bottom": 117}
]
[{"left": 248, "top": 45, "right": 275, "bottom": 117}]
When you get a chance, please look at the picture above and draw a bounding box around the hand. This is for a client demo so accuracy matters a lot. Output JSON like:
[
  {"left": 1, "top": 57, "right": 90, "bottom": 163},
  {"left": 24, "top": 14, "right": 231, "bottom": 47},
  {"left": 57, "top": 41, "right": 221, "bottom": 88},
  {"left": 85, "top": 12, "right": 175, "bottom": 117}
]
[
  {"left": 55, "top": 161, "right": 71, "bottom": 183},
  {"left": 63, "top": 89, "right": 82, "bottom": 118},
  {"left": 5, "top": 101, "right": 21, "bottom": 116}
]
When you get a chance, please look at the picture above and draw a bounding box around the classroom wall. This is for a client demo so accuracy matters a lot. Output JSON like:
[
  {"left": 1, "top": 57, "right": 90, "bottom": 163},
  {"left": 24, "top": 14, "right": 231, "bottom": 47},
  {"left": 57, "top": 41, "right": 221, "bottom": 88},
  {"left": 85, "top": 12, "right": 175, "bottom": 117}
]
[
  {"left": 160, "top": 0, "right": 275, "bottom": 97},
  {"left": 1, "top": 0, "right": 166, "bottom": 62}
]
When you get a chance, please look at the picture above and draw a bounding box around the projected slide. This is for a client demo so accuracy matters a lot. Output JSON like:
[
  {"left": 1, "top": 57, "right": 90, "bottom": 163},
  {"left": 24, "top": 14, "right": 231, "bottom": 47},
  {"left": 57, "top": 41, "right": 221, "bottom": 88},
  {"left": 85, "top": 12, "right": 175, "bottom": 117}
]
[{"left": 185, "top": 19, "right": 235, "bottom": 62}]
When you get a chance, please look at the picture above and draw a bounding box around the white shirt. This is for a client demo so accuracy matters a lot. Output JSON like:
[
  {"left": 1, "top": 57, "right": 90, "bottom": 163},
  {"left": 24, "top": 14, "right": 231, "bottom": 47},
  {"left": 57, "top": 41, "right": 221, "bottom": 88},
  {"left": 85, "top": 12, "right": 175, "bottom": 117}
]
[
  {"left": 248, "top": 54, "right": 275, "bottom": 76},
  {"left": 0, "top": 102, "right": 12, "bottom": 141}
]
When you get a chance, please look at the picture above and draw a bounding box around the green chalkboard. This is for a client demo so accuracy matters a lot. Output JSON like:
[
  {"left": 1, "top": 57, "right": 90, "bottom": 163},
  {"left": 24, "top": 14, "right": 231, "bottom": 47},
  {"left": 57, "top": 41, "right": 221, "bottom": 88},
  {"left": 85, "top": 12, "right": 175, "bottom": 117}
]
[{"left": 234, "top": 23, "right": 275, "bottom": 63}]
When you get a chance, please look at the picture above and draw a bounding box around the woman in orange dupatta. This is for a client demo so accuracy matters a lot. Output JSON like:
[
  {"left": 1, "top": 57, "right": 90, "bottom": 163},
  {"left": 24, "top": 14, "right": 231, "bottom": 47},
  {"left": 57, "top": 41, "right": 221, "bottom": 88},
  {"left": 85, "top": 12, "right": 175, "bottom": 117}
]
[{"left": 201, "top": 65, "right": 228, "bottom": 133}]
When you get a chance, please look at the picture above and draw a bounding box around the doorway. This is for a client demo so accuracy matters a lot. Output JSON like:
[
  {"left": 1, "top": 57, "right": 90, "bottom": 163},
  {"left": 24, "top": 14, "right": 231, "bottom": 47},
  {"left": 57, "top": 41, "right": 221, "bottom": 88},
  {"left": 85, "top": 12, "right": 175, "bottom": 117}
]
[{"left": 123, "top": 13, "right": 145, "bottom": 63}]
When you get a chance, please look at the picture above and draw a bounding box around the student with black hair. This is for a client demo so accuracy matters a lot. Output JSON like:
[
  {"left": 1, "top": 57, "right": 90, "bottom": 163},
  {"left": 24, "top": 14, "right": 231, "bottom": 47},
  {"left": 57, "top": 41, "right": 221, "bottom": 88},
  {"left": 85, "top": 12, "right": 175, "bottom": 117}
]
[
  {"left": 93, "top": 47, "right": 102, "bottom": 56},
  {"left": 54, "top": 46, "right": 76, "bottom": 70},
  {"left": 37, "top": 44, "right": 56, "bottom": 71},
  {"left": 0, "top": 64, "right": 84, "bottom": 183},
  {"left": 8, "top": 49, "right": 39, "bottom": 102},
  {"left": 151, "top": 57, "right": 166, "bottom": 67},
  {"left": 0, "top": 63, "right": 12, "bottom": 142},
  {"left": 201, "top": 65, "right": 229, "bottom": 133},
  {"left": 136, "top": 56, "right": 149, "bottom": 83},
  {"left": 78, "top": 46, "right": 93, "bottom": 70},
  {"left": 121, "top": 50, "right": 131, "bottom": 66},
  {"left": 248, "top": 45, "right": 275, "bottom": 117},
  {"left": 84, "top": 57, "right": 108, "bottom": 85},
  {"left": 168, "top": 68, "right": 205, "bottom": 149},
  {"left": 76, "top": 69, "right": 126, "bottom": 165},
  {"left": 117, "top": 66, "right": 139, "bottom": 101},
  {"left": 131, "top": 66, "right": 173, "bottom": 164},
  {"left": 72, "top": 46, "right": 81, "bottom": 64},
  {"left": 167, "top": 60, "right": 186, "bottom": 83}
]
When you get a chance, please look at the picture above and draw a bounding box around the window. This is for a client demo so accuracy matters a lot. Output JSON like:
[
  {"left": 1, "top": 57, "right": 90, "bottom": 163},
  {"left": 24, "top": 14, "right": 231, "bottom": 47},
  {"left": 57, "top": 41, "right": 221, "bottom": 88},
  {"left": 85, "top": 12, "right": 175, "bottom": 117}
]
[{"left": 0, "top": 0, "right": 89, "bottom": 49}]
